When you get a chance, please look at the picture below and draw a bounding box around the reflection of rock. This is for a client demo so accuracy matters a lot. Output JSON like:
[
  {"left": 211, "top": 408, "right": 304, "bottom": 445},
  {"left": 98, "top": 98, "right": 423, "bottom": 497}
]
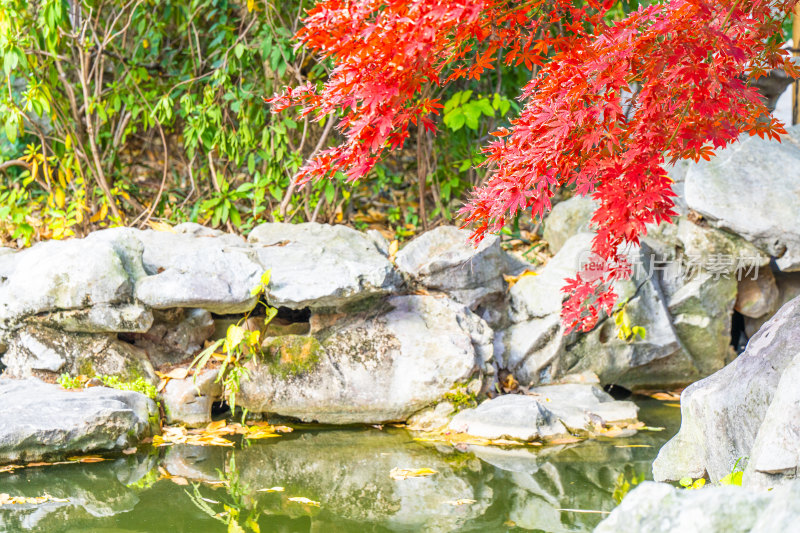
[
  {"left": 596, "top": 480, "right": 800, "bottom": 533},
  {"left": 163, "top": 444, "right": 226, "bottom": 482},
  {"left": 248, "top": 222, "right": 400, "bottom": 310},
  {"left": 238, "top": 295, "right": 488, "bottom": 424},
  {"left": 1, "top": 324, "right": 157, "bottom": 384},
  {"left": 234, "top": 430, "right": 491, "bottom": 531},
  {"left": 466, "top": 425, "right": 664, "bottom": 533},
  {"left": 0, "top": 379, "right": 158, "bottom": 463},
  {"left": 654, "top": 296, "right": 800, "bottom": 484},
  {"left": 0, "top": 454, "right": 156, "bottom": 532},
  {"left": 448, "top": 385, "right": 638, "bottom": 442}
]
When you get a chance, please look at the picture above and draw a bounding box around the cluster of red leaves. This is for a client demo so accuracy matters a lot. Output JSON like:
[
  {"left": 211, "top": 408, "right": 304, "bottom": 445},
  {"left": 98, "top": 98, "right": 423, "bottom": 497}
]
[{"left": 270, "top": 0, "right": 798, "bottom": 332}]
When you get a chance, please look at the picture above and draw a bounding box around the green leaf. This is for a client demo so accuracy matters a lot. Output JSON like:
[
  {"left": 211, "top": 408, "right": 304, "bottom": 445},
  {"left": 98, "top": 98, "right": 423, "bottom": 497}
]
[
  {"left": 476, "top": 98, "right": 495, "bottom": 117},
  {"left": 225, "top": 325, "right": 246, "bottom": 352},
  {"left": 444, "top": 110, "right": 465, "bottom": 131},
  {"left": 234, "top": 43, "right": 245, "bottom": 59},
  {"left": 3, "top": 51, "right": 19, "bottom": 76},
  {"left": 264, "top": 306, "right": 278, "bottom": 327},
  {"left": 679, "top": 477, "right": 693, "bottom": 488}
]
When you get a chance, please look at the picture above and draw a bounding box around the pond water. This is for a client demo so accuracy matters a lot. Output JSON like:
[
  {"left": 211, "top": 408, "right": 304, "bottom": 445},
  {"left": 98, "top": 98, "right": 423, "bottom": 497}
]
[{"left": 0, "top": 398, "right": 680, "bottom": 533}]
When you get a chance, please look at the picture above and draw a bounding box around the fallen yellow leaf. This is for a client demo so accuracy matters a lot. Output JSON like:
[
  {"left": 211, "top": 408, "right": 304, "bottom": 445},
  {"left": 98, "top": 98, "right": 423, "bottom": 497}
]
[
  {"left": 256, "top": 487, "right": 285, "bottom": 493},
  {"left": 67, "top": 456, "right": 106, "bottom": 463},
  {"left": 164, "top": 367, "right": 191, "bottom": 380},
  {"left": 206, "top": 420, "right": 227, "bottom": 432},
  {"left": 147, "top": 220, "right": 175, "bottom": 233},
  {"left": 389, "top": 467, "right": 438, "bottom": 480},
  {"left": 288, "top": 496, "right": 320, "bottom": 507},
  {"left": 503, "top": 270, "right": 538, "bottom": 289},
  {"left": 446, "top": 499, "right": 476, "bottom": 506},
  {"left": 0, "top": 493, "right": 69, "bottom": 506}
]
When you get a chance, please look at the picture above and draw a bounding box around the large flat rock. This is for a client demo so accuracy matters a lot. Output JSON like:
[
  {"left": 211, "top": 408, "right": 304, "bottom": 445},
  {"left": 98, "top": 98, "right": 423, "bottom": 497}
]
[
  {"left": 248, "top": 222, "right": 400, "bottom": 310},
  {"left": 0, "top": 379, "right": 158, "bottom": 463},
  {"left": 447, "top": 384, "right": 638, "bottom": 442}
]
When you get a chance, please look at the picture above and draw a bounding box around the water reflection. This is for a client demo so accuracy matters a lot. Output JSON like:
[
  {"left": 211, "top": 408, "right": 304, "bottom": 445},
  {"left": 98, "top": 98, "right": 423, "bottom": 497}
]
[{"left": 0, "top": 399, "right": 679, "bottom": 532}]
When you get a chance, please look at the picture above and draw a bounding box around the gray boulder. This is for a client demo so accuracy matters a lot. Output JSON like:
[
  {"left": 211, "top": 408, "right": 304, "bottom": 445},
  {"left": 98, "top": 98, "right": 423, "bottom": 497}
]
[
  {"left": 543, "top": 196, "right": 597, "bottom": 254},
  {"left": 128, "top": 228, "right": 262, "bottom": 314},
  {"left": 745, "top": 270, "right": 800, "bottom": 337},
  {"left": 494, "top": 233, "right": 590, "bottom": 385},
  {"left": 447, "top": 384, "right": 638, "bottom": 442},
  {"left": 394, "top": 225, "right": 510, "bottom": 310},
  {"left": 685, "top": 125, "right": 800, "bottom": 271},
  {"left": 1, "top": 324, "right": 157, "bottom": 384},
  {"left": 744, "top": 352, "right": 800, "bottom": 488},
  {"left": 736, "top": 268, "right": 779, "bottom": 319},
  {"left": 0, "top": 378, "right": 158, "bottom": 463},
  {"left": 653, "top": 296, "right": 800, "bottom": 483},
  {"left": 237, "top": 295, "right": 490, "bottom": 424},
  {"left": 0, "top": 234, "right": 141, "bottom": 330},
  {"left": 595, "top": 481, "right": 773, "bottom": 533},
  {"left": 248, "top": 222, "right": 400, "bottom": 310},
  {"left": 161, "top": 369, "right": 222, "bottom": 427},
  {"left": 560, "top": 243, "right": 697, "bottom": 390}
]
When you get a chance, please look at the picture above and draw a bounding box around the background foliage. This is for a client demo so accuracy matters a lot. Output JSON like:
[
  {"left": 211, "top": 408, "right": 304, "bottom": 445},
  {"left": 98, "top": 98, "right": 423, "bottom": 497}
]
[
  {"left": 1, "top": 0, "right": 792, "bottom": 248},
  {"left": 0, "top": 0, "right": 534, "bottom": 247}
]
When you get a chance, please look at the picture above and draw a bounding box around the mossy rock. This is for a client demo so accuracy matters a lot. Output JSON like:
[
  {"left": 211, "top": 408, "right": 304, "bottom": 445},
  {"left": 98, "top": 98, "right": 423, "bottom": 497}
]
[{"left": 260, "top": 335, "right": 322, "bottom": 378}]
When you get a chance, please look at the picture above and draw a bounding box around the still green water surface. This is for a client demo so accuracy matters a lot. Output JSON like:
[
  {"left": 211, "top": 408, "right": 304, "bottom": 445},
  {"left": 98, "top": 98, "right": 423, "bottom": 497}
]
[{"left": 0, "top": 398, "right": 680, "bottom": 533}]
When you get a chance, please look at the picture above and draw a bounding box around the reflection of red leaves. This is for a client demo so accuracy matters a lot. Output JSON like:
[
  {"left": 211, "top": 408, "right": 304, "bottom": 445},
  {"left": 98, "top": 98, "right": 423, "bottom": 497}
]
[{"left": 272, "top": 0, "right": 795, "bottom": 331}]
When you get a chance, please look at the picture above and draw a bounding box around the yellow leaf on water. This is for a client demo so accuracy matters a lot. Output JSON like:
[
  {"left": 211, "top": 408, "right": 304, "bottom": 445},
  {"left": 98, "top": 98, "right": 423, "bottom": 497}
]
[
  {"left": 545, "top": 436, "right": 582, "bottom": 445},
  {"left": 256, "top": 487, "right": 285, "bottom": 493},
  {"left": 288, "top": 496, "right": 320, "bottom": 507},
  {"left": 389, "top": 467, "right": 438, "bottom": 480},
  {"left": 67, "top": 456, "right": 105, "bottom": 463},
  {"left": 446, "top": 499, "right": 476, "bottom": 506},
  {"left": 0, "top": 493, "right": 69, "bottom": 506}
]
